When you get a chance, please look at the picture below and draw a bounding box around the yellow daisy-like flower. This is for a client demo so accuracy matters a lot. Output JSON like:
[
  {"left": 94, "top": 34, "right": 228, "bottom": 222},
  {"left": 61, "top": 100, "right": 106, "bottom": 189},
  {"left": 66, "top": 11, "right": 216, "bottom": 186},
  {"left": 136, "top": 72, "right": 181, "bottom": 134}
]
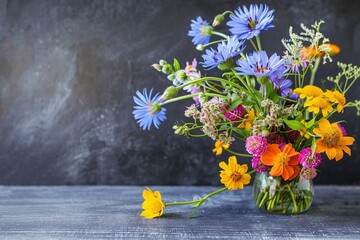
[
  {"left": 219, "top": 156, "right": 251, "bottom": 190},
  {"left": 313, "top": 119, "right": 355, "bottom": 161},
  {"left": 238, "top": 108, "right": 257, "bottom": 132},
  {"left": 140, "top": 188, "right": 165, "bottom": 219},
  {"left": 324, "top": 90, "right": 346, "bottom": 113},
  {"left": 294, "top": 85, "right": 323, "bottom": 99},
  {"left": 212, "top": 140, "right": 230, "bottom": 155},
  {"left": 304, "top": 96, "right": 333, "bottom": 117}
]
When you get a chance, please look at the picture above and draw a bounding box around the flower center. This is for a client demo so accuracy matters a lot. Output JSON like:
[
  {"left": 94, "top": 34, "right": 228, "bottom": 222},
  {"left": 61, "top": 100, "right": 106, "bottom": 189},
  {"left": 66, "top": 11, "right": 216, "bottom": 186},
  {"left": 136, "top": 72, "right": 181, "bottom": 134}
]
[
  {"left": 230, "top": 172, "right": 242, "bottom": 182},
  {"left": 323, "top": 125, "right": 341, "bottom": 148},
  {"left": 275, "top": 152, "right": 290, "bottom": 166},
  {"left": 248, "top": 19, "right": 257, "bottom": 30}
]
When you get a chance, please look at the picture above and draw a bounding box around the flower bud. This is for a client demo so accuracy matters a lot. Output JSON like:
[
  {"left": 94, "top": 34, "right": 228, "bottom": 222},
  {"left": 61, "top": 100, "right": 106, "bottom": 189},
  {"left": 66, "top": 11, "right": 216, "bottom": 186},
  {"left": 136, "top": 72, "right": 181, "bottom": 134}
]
[
  {"left": 151, "top": 63, "right": 162, "bottom": 71},
  {"left": 167, "top": 73, "right": 176, "bottom": 81},
  {"left": 175, "top": 70, "right": 187, "bottom": 82},
  {"left": 162, "top": 64, "right": 173, "bottom": 74},
  {"left": 161, "top": 86, "right": 178, "bottom": 101},
  {"left": 212, "top": 14, "right": 225, "bottom": 27},
  {"left": 196, "top": 44, "right": 204, "bottom": 51},
  {"left": 159, "top": 60, "right": 167, "bottom": 66}
]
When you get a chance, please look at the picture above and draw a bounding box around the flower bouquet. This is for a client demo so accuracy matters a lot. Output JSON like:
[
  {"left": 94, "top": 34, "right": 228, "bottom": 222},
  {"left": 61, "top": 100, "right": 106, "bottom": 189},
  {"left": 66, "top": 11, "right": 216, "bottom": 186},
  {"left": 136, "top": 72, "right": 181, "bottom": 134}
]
[{"left": 133, "top": 4, "right": 360, "bottom": 218}]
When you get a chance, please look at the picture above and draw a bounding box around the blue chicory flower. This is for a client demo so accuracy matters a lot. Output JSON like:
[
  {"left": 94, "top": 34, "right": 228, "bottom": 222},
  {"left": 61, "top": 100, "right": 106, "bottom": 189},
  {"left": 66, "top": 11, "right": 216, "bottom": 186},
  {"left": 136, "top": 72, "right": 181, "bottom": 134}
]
[
  {"left": 235, "top": 51, "right": 287, "bottom": 78},
  {"left": 227, "top": 4, "right": 274, "bottom": 40},
  {"left": 201, "top": 36, "right": 246, "bottom": 70},
  {"left": 133, "top": 88, "right": 167, "bottom": 130},
  {"left": 188, "top": 16, "right": 212, "bottom": 46}
]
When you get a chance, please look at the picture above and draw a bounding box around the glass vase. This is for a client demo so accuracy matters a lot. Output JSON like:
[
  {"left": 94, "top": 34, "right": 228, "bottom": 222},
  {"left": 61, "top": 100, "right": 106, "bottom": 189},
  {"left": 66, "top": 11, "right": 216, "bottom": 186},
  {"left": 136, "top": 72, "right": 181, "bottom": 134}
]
[{"left": 253, "top": 172, "right": 314, "bottom": 214}]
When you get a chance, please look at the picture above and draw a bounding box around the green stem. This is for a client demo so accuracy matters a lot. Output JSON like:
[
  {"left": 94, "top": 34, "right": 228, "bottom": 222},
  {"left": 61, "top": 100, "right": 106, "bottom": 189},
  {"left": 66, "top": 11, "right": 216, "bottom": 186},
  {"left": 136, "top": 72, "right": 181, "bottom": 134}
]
[
  {"left": 249, "top": 38, "right": 258, "bottom": 51},
  {"left": 224, "top": 148, "right": 252, "bottom": 158},
  {"left": 212, "top": 31, "right": 228, "bottom": 39},
  {"left": 286, "top": 184, "right": 298, "bottom": 213},
  {"left": 310, "top": 57, "right": 321, "bottom": 85},
  {"left": 189, "top": 187, "right": 228, "bottom": 218},
  {"left": 259, "top": 191, "right": 268, "bottom": 208},
  {"left": 256, "top": 36, "right": 262, "bottom": 51}
]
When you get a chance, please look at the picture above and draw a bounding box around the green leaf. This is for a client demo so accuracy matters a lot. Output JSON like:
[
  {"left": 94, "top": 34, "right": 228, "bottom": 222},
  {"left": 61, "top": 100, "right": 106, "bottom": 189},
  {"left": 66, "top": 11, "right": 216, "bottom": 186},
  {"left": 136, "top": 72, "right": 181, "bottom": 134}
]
[
  {"left": 265, "top": 82, "right": 280, "bottom": 103},
  {"left": 283, "top": 119, "right": 305, "bottom": 130},
  {"left": 295, "top": 112, "right": 303, "bottom": 121},
  {"left": 305, "top": 118, "right": 316, "bottom": 128},
  {"left": 311, "top": 137, "right": 317, "bottom": 154},
  {"left": 173, "top": 58, "right": 180, "bottom": 71}
]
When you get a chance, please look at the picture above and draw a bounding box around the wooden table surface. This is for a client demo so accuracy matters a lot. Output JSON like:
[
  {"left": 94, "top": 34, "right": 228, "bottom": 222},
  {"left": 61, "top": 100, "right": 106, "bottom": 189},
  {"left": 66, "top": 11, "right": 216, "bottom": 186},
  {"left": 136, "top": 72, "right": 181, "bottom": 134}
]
[{"left": 0, "top": 186, "right": 359, "bottom": 239}]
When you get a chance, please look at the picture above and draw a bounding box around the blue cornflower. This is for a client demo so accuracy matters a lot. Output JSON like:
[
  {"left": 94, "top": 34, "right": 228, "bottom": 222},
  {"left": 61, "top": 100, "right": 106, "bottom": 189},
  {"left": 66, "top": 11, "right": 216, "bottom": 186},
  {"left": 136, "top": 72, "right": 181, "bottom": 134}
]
[
  {"left": 188, "top": 16, "right": 213, "bottom": 46},
  {"left": 227, "top": 4, "right": 274, "bottom": 40},
  {"left": 260, "top": 76, "right": 299, "bottom": 99},
  {"left": 133, "top": 88, "right": 167, "bottom": 130},
  {"left": 201, "top": 36, "right": 245, "bottom": 70},
  {"left": 271, "top": 77, "right": 292, "bottom": 97},
  {"left": 235, "top": 51, "right": 287, "bottom": 78}
]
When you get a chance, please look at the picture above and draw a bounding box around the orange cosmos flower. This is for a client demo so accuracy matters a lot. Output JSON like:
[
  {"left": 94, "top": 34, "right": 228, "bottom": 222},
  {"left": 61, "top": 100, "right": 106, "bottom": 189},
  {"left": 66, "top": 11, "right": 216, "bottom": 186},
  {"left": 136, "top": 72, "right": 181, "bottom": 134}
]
[
  {"left": 261, "top": 143, "right": 300, "bottom": 181},
  {"left": 140, "top": 188, "right": 165, "bottom": 219},
  {"left": 219, "top": 156, "right": 251, "bottom": 190},
  {"left": 304, "top": 96, "right": 333, "bottom": 117},
  {"left": 300, "top": 43, "right": 340, "bottom": 59},
  {"left": 313, "top": 119, "right": 355, "bottom": 161}
]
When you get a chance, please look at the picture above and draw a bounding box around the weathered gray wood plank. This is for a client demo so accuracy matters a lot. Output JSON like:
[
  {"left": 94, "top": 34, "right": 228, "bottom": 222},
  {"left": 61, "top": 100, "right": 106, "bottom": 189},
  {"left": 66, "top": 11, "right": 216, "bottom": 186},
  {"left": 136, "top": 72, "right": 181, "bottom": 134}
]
[{"left": 0, "top": 186, "right": 359, "bottom": 239}]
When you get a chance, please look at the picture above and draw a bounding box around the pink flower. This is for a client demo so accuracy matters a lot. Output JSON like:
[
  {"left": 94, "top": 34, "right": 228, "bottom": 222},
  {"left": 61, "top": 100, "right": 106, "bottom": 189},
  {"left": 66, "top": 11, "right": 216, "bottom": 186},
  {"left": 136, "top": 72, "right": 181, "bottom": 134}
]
[
  {"left": 337, "top": 123, "right": 347, "bottom": 136},
  {"left": 245, "top": 135, "right": 267, "bottom": 155},
  {"left": 298, "top": 148, "right": 322, "bottom": 168},
  {"left": 251, "top": 155, "right": 268, "bottom": 172},
  {"left": 224, "top": 104, "right": 245, "bottom": 122},
  {"left": 300, "top": 168, "right": 317, "bottom": 180}
]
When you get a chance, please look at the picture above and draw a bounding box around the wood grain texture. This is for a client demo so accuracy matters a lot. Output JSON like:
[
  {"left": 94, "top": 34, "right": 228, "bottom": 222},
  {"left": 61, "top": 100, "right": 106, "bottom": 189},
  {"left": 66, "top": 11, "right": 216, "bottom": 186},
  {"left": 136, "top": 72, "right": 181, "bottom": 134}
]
[{"left": 0, "top": 186, "right": 359, "bottom": 239}]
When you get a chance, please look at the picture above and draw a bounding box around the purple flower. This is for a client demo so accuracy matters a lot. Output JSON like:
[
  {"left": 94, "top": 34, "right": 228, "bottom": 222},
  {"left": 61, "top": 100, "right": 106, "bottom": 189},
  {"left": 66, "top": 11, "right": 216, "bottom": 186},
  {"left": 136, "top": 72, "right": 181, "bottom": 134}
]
[
  {"left": 245, "top": 135, "right": 267, "bottom": 155},
  {"left": 133, "top": 88, "right": 167, "bottom": 130},
  {"left": 298, "top": 148, "right": 322, "bottom": 168},
  {"left": 337, "top": 124, "right": 348, "bottom": 136},
  {"left": 201, "top": 36, "right": 245, "bottom": 70},
  {"left": 235, "top": 51, "right": 287, "bottom": 78},
  {"left": 252, "top": 155, "right": 268, "bottom": 172},
  {"left": 227, "top": 4, "right": 274, "bottom": 40},
  {"left": 188, "top": 17, "right": 212, "bottom": 46}
]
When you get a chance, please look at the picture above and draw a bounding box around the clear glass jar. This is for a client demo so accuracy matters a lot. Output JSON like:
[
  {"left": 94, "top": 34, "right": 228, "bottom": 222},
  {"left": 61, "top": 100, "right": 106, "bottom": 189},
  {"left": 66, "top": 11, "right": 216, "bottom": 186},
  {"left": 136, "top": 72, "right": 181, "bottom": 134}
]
[{"left": 253, "top": 172, "right": 314, "bottom": 214}]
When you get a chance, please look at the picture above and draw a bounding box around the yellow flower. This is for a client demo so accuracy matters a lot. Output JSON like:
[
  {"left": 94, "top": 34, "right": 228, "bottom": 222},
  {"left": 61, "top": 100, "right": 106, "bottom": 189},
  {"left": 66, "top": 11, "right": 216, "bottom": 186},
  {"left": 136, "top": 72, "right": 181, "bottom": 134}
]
[
  {"left": 238, "top": 108, "right": 257, "bottom": 131},
  {"left": 325, "top": 90, "right": 346, "bottom": 113},
  {"left": 140, "top": 188, "right": 165, "bottom": 219},
  {"left": 313, "top": 119, "right": 355, "bottom": 161},
  {"left": 294, "top": 85, "right": 323, "bottom": 99},
  {"left": 304, "top": 96, "right": 333, "bottom": 117},
  {"left": 219, "top": 156, "right": 251, "bottom": 190},
  {"left": 212, "top": 140, "right": 230, "bottom": 155}
]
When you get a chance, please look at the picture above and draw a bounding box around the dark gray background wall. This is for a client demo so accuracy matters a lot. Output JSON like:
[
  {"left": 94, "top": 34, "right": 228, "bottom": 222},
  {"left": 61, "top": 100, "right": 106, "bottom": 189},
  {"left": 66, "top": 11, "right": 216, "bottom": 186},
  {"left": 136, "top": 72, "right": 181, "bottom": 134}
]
[{"left": 0, "top": 0, "right": 359, "bottom": 185}]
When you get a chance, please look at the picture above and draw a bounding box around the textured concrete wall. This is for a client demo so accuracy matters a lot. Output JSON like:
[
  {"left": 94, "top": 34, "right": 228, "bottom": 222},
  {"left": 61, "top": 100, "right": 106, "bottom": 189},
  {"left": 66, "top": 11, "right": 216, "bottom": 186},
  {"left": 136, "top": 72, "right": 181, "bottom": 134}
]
[{"left": 0, "top": 0, "right": 359, "bottom": 185}]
